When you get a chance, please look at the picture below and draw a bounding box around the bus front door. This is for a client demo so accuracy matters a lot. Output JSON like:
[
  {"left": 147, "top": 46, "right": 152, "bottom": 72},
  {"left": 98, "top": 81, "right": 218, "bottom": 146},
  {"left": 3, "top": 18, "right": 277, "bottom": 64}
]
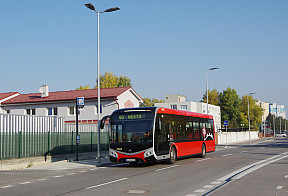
[{"left": 155, "top": 121, "right": 170, "bottom": 156}]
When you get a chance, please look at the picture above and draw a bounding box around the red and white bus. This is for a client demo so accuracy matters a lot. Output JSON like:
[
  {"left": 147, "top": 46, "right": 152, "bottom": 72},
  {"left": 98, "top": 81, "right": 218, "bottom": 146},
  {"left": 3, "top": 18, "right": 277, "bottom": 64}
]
[{"left": 101, "top": 107, "right": 215, "bottom": 164}]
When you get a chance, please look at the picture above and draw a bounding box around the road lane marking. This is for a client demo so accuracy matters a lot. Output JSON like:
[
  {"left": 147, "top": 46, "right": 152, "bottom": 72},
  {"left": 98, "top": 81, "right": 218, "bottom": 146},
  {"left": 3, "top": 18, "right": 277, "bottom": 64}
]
[
  {"left": 156, "top": 165, "right": 179, "bottom": 171},
  {"left": 67, "top": 173, "right": 76, "bottom": 175},
  {"left": 85, "top": 178, "right": 127, "bottom": 189},
  {"left": 203, "top": 185, "right": 214, "bottom": 188},
  {"left": 218, "top": 152, "right": 288, "bottom": 182},
  {"left": 37, "top": 179, "right": 47, "bottom": 181},
  {"left": 1, "top": 185, "right": 14, "bottom": 189},
  {"left": 19, "top": 182, "right": 32, "bottom": 185},
  {"left": 196, "top": 158, "right": 211, "bottom": 162},
  {"left": 194, "top": 189, "right": 206, "bottom": 193},
  {"left": 53, "top": 175, "right": 64, "bottom": 178},
  {"left": 276, "top": 186, "right": 283, "bottom": 190},
  {"left": 240, "top": 151, "right": 248, "bottom": 153},
  {"left": 211, "top": 181, "right": 221, "bottom": 185},
  {"left": 285, "top": 175, "right": 288, "bottom": 179},
  {"left": 222, "top": 154, "right": 232, "bottom": 157}
]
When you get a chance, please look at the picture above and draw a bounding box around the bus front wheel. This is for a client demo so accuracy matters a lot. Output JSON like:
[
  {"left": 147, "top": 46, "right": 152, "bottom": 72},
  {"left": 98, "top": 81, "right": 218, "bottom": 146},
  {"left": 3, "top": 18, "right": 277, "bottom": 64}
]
[
  {"left": 168, "top": 146, "right": 177, "bottom": 164},
  {"left": 199, "top": 144, "right": 206, "bottom": 158}
]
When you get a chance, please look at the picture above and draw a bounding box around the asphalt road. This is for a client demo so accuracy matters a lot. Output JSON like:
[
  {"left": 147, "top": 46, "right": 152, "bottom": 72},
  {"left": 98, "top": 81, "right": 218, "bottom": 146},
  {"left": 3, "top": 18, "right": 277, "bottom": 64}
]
[{"left": 0, "top": 138, "right": 287, "bottom": 196}]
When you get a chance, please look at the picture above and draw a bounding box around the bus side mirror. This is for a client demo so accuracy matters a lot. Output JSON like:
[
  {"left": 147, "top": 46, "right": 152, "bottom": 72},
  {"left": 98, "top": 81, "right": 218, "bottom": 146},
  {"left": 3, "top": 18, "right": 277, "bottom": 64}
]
[{"left": 100, "top": 115, "right": 110, "bottom": 129}]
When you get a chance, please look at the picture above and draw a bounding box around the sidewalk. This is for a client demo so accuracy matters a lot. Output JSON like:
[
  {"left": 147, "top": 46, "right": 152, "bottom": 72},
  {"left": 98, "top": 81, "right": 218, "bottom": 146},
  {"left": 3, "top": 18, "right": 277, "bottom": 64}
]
[{"left": 27, "top": 157, "right": 113, "bottom": 170}]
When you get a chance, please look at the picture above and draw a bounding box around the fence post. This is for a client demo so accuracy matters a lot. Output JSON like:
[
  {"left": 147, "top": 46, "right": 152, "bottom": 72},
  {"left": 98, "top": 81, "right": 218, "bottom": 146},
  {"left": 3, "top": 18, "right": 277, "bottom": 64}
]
[
  {"left": 71, "top": 130, "right": 74, "bottom": 154},
  {"left": 48, "top": 131, "right": 51, "bottom": 156},
  {"left": 91, "top": 130, "right": 93, "bottom": 152},
  {"left": 19, "top": 131, "right": 22, "bottom": 158}
]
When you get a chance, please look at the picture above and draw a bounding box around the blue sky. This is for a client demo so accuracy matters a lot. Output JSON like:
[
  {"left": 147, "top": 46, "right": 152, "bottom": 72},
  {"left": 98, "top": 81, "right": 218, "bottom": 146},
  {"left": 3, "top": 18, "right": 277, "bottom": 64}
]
[{"left": 1, "top": 0, "right": 288, "bottom": 110}]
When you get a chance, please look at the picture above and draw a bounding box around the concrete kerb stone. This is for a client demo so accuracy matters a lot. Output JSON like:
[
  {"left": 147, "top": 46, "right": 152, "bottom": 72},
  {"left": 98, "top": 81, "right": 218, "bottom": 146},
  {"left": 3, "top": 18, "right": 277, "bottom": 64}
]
[{"left": 0, "top": 152, "right": 111, "bottom": 170}]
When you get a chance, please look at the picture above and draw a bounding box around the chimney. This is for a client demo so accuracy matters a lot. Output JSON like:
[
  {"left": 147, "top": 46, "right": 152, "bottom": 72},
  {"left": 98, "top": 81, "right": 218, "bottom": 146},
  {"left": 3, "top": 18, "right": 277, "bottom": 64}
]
[{"left": 39, "top": 84, "right": 49, "bottom": 97}]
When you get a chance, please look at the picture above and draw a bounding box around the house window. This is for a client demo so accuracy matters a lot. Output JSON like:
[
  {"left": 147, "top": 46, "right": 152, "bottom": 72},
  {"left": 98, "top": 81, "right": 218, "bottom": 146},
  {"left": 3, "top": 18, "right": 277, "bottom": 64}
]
[
  {"left": 6, "top": 110, "right": 10, "bottom": 114},
  {"left": 95, "top": 104, "right": 103, "bottom": 114},
  {"left": 47, "top": 107, "right": 58, "bottom": 115},
  {"left": 180, "top": 105, "right": 187, "bottom": 110},
  {"left": 26, "top": 109, "right": 36, "bottom": 115},
  {"left": 69, "top": 107, "right": 79, "bottom": 115},
  {"left": 170, "top": 104, "right": 177, "bottom": 110}
]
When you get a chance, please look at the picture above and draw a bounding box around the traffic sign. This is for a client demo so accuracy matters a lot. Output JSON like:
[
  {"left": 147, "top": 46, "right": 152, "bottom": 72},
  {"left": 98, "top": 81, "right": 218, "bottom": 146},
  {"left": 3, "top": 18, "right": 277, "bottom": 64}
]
[
  {"left": 224, "top": 120, "right": 229, "bottom": 126},
  {"left": 77, "top": 97, "right": 84, "bottom": 108}
]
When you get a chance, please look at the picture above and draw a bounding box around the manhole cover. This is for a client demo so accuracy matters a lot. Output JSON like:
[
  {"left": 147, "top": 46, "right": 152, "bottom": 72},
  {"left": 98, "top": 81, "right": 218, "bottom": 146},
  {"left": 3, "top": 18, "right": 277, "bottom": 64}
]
[{"left": 125, "top": 190, "right": 149, "bottom": 194}]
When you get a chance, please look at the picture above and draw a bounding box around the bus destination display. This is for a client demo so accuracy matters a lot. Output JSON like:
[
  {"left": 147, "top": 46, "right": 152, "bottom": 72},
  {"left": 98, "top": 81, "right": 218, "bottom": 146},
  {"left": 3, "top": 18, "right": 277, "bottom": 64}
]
[{"left": 116, "top": 113, "right": 152, "bottom": 120}]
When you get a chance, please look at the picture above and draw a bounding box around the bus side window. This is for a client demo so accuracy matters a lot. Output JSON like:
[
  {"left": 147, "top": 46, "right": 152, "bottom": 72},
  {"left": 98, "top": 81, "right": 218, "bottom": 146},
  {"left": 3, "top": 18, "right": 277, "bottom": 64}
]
[{"left": 193, "top": 121, "right": 200, "bottom": 141}]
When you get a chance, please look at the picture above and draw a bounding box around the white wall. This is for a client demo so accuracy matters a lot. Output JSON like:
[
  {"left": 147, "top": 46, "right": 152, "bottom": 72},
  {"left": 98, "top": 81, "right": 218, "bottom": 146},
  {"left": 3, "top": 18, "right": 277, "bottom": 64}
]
[{"left": 217, "top": 131, "right": 259, "bottom": 144}]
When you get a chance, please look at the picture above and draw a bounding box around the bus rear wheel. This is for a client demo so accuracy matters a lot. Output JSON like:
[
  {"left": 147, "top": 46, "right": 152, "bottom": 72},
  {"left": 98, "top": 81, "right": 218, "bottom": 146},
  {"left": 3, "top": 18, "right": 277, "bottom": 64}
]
[
  {"left": 199, "top": 144, "right": 206, "bottom": 158},
  {"left": 168, "top": 146, "right": 177, "bottom": 164}
]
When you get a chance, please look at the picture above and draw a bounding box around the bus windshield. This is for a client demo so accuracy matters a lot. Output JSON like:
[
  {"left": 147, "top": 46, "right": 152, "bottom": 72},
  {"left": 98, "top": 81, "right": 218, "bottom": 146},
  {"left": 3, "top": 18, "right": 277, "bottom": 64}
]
[{"left": 110, "top": 111, "right": 154, "bottom": 144}]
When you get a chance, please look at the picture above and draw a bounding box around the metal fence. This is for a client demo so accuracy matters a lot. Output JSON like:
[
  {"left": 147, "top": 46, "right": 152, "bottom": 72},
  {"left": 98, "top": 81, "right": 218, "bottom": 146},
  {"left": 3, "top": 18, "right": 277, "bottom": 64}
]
[{"left": 0, "top": 113, "right": 109, "bottom": 160}]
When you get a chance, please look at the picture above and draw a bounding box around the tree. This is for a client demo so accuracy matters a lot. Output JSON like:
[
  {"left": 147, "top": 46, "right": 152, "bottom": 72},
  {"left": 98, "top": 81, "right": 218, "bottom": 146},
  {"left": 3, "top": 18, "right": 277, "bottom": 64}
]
[
  {"left": 77, "top": 72, "right": 132, "bottom": 90},
  {"left": 201, "top": 89, "right": 220, "bottom": 105},
  {"left": 239, "top": 95, "right": 263, "bottom": 130},
  {"left": 219, "top": 87, "right": 241, "bottom": 127},
  {"left": 117, "top": 75, "right": 132, "bottom": 87},
  {"left": 140, "top": 98, "right": 164, "bottom": 107},
  {"left": 99, "top": 72, "right": 118, "bottom": 88},
  {"left": 76, "top": 85, "right": 90, "bottom": 90}
]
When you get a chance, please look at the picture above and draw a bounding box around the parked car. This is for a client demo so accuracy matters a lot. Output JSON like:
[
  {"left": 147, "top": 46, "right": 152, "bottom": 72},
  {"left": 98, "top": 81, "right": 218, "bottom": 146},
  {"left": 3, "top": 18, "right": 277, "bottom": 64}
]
[{"left": 276, "top": 133, "right": 287, "bottom": 137}]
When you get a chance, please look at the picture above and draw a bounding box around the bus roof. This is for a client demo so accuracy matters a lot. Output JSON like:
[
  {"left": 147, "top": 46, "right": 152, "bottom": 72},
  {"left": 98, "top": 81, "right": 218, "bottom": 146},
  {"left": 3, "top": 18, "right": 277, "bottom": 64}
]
[
  {"left": 112, "top": 107, "right": 213, "bottom": 120},
  {"left": 156, "top": 107, "right": 213, "bottom": 120}
]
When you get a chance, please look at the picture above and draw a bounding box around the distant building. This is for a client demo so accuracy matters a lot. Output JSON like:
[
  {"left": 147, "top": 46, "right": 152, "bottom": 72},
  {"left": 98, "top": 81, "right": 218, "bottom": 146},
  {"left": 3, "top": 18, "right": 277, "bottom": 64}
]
[
  {"left": 256, "top": 100, "right": 270, "bottom": 120},
  {"left": 269, "top": 103, "right": 286, "bottom": 119},
  {"left": 155, "top": 95, "right": 221, "bottom": 132},
  {"left": 0, "top": 86, "right": 143, "bottom": 123}
]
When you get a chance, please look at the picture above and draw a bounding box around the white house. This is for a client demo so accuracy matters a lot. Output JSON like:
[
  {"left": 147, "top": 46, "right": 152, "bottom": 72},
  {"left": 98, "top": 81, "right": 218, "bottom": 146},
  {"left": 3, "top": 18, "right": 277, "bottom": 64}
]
[
  {"left": 155, "top": 95, "right": 221, "bottom": 132},
  {"left": 0, "top": 86, "right": 143, "bottom": 123}
]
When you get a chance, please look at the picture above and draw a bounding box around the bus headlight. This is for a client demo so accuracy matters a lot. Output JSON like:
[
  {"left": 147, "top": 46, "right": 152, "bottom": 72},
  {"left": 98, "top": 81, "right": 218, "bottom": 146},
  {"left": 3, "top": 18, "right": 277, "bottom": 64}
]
[
  {"left": 109, "top": 149, "right": 118, "bottom": 158},
  {"left": 144, "top": 148, "right": 154, "bottom": 158}
]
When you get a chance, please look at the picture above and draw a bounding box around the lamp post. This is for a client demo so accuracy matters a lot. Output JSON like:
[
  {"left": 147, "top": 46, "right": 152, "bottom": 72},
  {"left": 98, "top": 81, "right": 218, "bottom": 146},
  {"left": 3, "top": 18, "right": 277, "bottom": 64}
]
[
  {"left": 247, "top": 92, "right": 255, "bottom": 144},
  {"left": 206, "top": 67, "right": 219, "bottom": 114},
  {"left": 85, "top": 3, "right": 120, "bottom": 162}
]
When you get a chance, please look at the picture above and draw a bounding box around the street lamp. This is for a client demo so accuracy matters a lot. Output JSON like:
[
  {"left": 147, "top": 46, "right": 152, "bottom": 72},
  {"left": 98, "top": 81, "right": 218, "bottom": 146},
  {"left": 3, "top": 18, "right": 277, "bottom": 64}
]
[
  {"left": 206, "top": 67, "right": 219, "bottom": 114},
  {"left": 85, "top": 3, "right": 120, "bottom": 162},
  {"left": 247, "top": 92, "right": 255, "bottom": 144}
]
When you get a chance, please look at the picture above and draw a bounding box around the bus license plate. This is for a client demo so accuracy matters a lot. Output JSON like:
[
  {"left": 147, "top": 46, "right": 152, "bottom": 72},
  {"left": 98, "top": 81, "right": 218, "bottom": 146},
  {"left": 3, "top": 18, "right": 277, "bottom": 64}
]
[{"left": 126, "top": 158, "right": 136, "bottom": 162}]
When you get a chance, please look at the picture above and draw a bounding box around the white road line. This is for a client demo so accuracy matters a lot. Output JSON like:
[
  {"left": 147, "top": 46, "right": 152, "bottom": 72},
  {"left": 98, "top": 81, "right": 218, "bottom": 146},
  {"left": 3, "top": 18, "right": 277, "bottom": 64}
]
[
  {"left": 90, "top": 168, "right": 98, "bottom": 171},
  {"left": 85, "top": 178, "right": 127, "bottom": 189},
  {"left": 240, "top": 151, "right": 248, "bottom": 153},
  {"left": 222, "top": 154, "right": 232, "bottom": 157},
  {"left": 276, "top": 186, "right": 283, "bottom": 190},
  {"left": 67, "top": 173, "right": 76, "bottom": 175},
  {"left": 37, "top": 179, "right": 47, "bottom": 181},
  {"left": 218, "top": 152, "right": 288, "bottom": 182},
  {"left": 19, "top": 182, "right": 32, "bottom": 185},
  {"left": 259, "top": 147, "right": 265, "bottom": 149},
  {"left": 211, "top": 181, "right": 221, "bottom": 185},
  {"left": 79, "top": 171, "right": 87, "bottom": 173},
  {"left": 194, "top": 189, "right": 206, "bottom": 193},
  {"left": 1, "top": 185, "right": 14, "bottom": 189},
  {"left": 53, "top": 175, "right": 64, "bottom": 178},
  {"left": 196, "top": 158, "right": 211, "bottom": 162},
  {"left": 285, "top": 175, "right": 288, "bottom": 179},
  {"left": 156, "top": 165, "right": 179, "bottom": 171},
  {"left": 203, "top": 185, "right": 214, "bottom": 189}
]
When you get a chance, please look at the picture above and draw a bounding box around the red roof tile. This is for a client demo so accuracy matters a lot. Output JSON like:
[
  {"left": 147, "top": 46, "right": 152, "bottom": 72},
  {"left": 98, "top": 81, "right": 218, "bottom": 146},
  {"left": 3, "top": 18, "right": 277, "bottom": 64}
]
[
  {"left": 2, "top": 87, "right": 131, "bottom": 105},
  {"left": 0, "top": 92, "right": 19, "bottom": 102}
]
